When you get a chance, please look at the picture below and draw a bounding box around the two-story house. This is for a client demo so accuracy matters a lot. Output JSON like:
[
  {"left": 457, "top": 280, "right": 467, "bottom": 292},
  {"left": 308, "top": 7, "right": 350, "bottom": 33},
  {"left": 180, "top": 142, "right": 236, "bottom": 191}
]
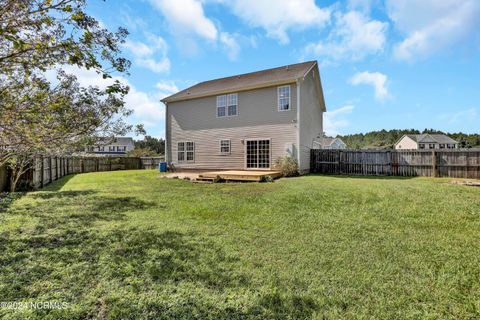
[
  {"left": 321, "top": 136, "right": 347, "bottom": 149},
  {"left": 395, "top": 134, "right": 459, "bottom": 150},
  {"left": 162, "top": 61, "right": 326, "bottom": 173},
  {"left": 85, "top": 137, "right": 135, "bottom": 156}
]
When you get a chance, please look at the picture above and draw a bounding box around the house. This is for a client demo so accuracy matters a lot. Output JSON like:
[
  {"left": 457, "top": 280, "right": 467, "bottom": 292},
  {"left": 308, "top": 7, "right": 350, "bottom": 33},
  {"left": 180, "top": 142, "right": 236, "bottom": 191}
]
[
  {"left": 321, "top": 136, "right": 347, "bottom": 149},
  {"left": 85, "top": 137, "right": 135, "bottom": 156},
  {"left": 394, "top": 134, "right": 458, "bottom": 150},
  {"left": 161, "top": 61, "right": 326, "bottom": 173}
]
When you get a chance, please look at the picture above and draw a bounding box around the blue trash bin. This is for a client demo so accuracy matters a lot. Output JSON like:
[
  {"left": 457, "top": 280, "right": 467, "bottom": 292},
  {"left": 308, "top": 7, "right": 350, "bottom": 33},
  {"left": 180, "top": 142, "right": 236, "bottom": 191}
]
[{"left": 159, "top": 162, "right": 167, "bottom": 172}]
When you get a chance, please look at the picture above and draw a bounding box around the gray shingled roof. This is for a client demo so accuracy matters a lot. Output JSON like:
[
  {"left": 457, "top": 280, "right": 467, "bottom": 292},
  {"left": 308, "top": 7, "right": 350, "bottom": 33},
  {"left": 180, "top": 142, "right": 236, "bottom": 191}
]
[
  {"left": 162, "top": 61, "right": 317, "bottom": 103},
  {"left": 406, "top": 134, "right": 458, "bottom": 144},
  {"left": 322, "top": 137, "right": 335, "bottom": 146},
  {"left": 98, "top": 137, "right": 134, "bottom": 146}
]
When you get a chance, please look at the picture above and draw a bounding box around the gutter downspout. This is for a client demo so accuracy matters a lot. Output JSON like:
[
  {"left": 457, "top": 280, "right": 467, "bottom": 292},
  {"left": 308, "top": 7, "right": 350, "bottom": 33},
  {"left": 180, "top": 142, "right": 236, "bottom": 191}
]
[
  {"left": 164, "top": 102, "right": 169, "bottom": 163},
  {"left": 296, "top": 79, "right": 301, "bottom": 166}
]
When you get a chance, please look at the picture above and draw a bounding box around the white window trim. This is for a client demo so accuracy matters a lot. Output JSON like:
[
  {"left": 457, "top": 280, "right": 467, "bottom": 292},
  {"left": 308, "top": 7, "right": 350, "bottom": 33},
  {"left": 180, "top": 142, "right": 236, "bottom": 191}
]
[
  {"left": 243, "top": 138, "right": 272, "bottom": 170},
  {"left": 220, "top": 139, "right": 231, "bottom": 155},
  {"left": 277, "top": 85, "right": 291, "bottom": 112},
  {"left": 177, "top": 141, "right": 195, "bottom": 162},
  {"left": 216, "top": 93, "right": 238, "bottom": 118}
]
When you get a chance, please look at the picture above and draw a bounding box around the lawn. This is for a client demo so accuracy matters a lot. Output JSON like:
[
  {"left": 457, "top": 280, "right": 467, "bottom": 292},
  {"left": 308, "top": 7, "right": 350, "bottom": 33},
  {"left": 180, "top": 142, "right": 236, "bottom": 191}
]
[{"left": 0, "top": 170, "right": 479, "bottom": 319}]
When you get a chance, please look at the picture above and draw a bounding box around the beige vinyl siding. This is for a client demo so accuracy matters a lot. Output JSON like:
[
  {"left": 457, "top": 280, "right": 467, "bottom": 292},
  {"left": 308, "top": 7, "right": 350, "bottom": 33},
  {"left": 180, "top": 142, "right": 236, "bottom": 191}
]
[
  {"left": 170, "top": 123, "right": 297, "bottom": 169},
  {"left": 298, "top": 65, "right": 325, "bottom": 172},
  {"left": 395, "top": 136, "right": 418, "bottom": 150},
  {"left": 167, "top": 84, "right": 298, "bottom": 169}
]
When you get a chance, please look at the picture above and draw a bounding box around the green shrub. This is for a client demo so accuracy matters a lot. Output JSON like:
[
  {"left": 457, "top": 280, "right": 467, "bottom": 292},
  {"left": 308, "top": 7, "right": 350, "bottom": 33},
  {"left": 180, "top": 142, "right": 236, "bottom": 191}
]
[
  {"left": 273, "top": 156, "right": 299, "bottom": 177},
  {"left": 260, "top": 175, "right": 274, "bottom": 183}
]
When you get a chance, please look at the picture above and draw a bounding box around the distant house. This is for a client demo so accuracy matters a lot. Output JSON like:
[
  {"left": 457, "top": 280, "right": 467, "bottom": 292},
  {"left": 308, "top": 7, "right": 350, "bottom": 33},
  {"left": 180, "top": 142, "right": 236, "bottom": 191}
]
[
  {"left": 395, "top": 134, "right": 458, "bottom": 150},
  {"left": 86, "top": 137, "right": 135, "bottom": 156},
  {"left": 161, "top": 61, "right": 326, "bottom": 172},
  {"left": 321, "top": 136, "right": 347, "bottom": 149}
]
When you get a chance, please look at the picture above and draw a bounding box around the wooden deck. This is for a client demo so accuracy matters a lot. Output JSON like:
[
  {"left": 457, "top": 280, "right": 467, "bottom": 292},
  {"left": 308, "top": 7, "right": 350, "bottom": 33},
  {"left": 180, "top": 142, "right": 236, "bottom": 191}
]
[{"left": 197, "top": 170, "right": 282, "bottom": 182}]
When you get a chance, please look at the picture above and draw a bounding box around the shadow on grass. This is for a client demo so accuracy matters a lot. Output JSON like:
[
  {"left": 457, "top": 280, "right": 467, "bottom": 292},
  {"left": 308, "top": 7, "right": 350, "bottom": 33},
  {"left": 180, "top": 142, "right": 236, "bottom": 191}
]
[
  {"left": 0, "top": 183, "right": 320, "bottom": 319},
  {"left": 306, "top": 173, "right": 416, "bottom": 180},
  {"left": 42, "top": 174, "right": 77, "bottom": 191}
]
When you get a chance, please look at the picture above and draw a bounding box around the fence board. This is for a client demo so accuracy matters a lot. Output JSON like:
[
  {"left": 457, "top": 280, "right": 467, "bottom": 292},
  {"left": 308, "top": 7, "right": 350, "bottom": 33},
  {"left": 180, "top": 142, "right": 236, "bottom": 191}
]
[
  {"left": 311, "top": 149, "right": 480, "bottom": 179},
  {"left": 0, "top": 156, "right": 164, "bottom": 192}
]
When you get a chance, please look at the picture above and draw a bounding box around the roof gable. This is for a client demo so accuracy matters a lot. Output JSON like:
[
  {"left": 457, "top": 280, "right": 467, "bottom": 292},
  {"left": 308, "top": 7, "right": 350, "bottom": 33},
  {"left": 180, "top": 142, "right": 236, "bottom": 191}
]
[
  {"left": 400, "top": 134, "right": 458, "bottom": 144},
  {"left": 162, "top": 61, "right": 317, "bottom": 103}
]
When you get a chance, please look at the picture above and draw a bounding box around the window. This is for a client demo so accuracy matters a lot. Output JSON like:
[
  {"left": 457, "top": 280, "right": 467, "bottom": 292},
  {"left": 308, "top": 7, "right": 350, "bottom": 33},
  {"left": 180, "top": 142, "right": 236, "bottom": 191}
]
[
  {"left": 439, "top": 144, "right": 445, "bottom": 149},
  {"left": 220, "top": 140, "right": 231, "bottom": 154},
  {"left": 429, "top": 144, "right": 436, "bottom": 149},
  {"left": 447, "top": 144, "right": 455, "bottom": 149},
  {"left": 117, "top": 146, "right": 126, "bottom": 152},
  {"left": 186, "top": 142, "right": 194, "bottom": 161},
  {"left": 217, "top": 95, "right": 226, "bottom": 117},
  {"left": 177, "top": 142, "right": 185, "bottom": 161},
  {"left": 178, "top": 142, "right": 194, "bottom": 162},
  {"left": 98, "top": 146, "right": 105, "bottom": 151},
  {"left": 419, "top": 144, "right": 425, "bottom": 149},
  {"left": 109, "top": 146, "right": 115, "bottom": 151},
  {"left": 217, "top": 93, "right": 237, "bottom": 117},
  {"left": 278, "top": 85, "right": 290, "bottom": 111},
  {"left": 227, "top": 94, "right": 237, "bottom": 116}
]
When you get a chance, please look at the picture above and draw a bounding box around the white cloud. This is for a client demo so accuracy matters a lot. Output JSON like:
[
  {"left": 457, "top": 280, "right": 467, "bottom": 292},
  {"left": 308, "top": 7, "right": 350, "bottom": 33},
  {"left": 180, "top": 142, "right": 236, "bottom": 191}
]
[
  {"left": 122, "top": 40, "right": 155, "bottom": 57},
  {"left": 148, "top": 0, "right": 241, "bottom": 60},
  {"left": 137, "top": 58, "right": 170, "bottom": 74},
  {"left": 304, "top": 11, "right": 388, "bottom": 62},
  {"left": 347, "top": 0, "right": 374, "bottom": 13},
  {"left": 324, "top": 105, "right": 355, "bottom": 136},
  {"left": 149, "top": 0, "right": 218, "bottom": 41},
  {"left": 123, "top": 35, "right": 170, "bottom": 74},
  {"left": 219, "top": 32, "right": 240, "bottom": 60},
  {"left": 221, "top": 0, "right": 330, "bottom": 44},
  {"left": 439, "top": 108, "right": 478, "bottom": 123},
  {"left": 386, "top": 0, "right": 480, "bottom": 61},
  {"left": 350, "top": 71, "right": 389, "bottom": 101},
  {"left": 46, "top": 66, "right": 166, "bottom": 129},
  {"left": 155, "top": 80, "right": 179, "bottom": 96}
]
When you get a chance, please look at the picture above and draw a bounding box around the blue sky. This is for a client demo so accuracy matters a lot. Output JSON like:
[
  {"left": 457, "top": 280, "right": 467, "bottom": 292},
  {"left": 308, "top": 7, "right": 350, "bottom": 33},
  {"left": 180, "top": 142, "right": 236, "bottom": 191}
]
[{"left": 80, "top": 0, "right": 480, "bottom": 138}]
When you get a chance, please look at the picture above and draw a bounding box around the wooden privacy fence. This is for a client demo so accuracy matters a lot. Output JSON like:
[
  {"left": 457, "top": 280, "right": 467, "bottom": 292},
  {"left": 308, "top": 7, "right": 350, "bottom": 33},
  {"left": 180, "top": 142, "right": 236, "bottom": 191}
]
[
  {"left": 0, "top": 156, "right": 164, "bottom": 191},
  {"left": 310, "top": 149, "right": 480, "bottom": 179}
]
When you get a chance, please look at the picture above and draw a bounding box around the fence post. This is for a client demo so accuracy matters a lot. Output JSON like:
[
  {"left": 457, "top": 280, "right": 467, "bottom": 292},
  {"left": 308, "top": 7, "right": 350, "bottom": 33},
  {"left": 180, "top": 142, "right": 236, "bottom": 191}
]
[
  {"left": 48, "top": 157, "right": 52, "bottom": 183},
  {"left": 40, "top": 156, "right": 44, "bottom": 188},
  {"left": 310, "top": 150, "right": 314, "bottom": 173},
  {"left": 339, "top": 150, "right": 343, "bottom": 174},
  {"left": 432, "top": 150, "right": 437, "bottom": 178},
  {"left": 55, "top": 157, "right": 58, "bottom": 181}
]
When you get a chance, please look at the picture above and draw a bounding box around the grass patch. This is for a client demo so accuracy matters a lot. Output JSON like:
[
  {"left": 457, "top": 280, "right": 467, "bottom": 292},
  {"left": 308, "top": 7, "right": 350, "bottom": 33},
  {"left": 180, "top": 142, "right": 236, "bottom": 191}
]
[{"left": 0, "top": 170, "right": 479, "bottom": 319}]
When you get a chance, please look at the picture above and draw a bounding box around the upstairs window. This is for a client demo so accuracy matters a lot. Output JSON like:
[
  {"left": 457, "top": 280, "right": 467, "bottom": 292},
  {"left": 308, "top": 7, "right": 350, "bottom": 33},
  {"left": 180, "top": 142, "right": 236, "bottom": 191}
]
[
  {"left": 220, "top": 140, "right": 231, "bottom": 154},
  {"left": 428, "top": 144, "right": 436, "bottom": 149},
  {"left": 278, "top": 85, "right": 290, "bottom": 111},
  {"left": 217, "top": 93, "right": 238, "bottom": 117},
  {"left": 186, "top": 142, "right": 195, "bottom": 161},
  {"left": 439, "top": 144, "right": 445, "bottom": 149},
  {"left": 419, "top": 144, "right": 425, "bottom": 149}
]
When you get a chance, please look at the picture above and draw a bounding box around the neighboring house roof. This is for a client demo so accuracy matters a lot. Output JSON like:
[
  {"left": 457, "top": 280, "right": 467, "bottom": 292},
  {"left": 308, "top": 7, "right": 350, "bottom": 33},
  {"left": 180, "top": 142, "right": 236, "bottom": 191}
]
[
  {"left": 322, "top": 137, "right": 346, "bottom": 146},
  {"left": 96, "top": 137, "right": 134, "bottom": 146},
  {"left": 404, "top": 134, "right": 458, "bottom": 144},
  {"left": 161, "top": 61, "right": 318, "bottom": 103}
]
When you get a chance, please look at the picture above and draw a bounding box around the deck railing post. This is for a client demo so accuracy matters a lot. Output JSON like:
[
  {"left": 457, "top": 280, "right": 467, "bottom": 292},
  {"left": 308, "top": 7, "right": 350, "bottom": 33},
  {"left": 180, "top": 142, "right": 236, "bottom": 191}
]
[{"left": 432, "top": 150, "right": 437, "bottom": 178}]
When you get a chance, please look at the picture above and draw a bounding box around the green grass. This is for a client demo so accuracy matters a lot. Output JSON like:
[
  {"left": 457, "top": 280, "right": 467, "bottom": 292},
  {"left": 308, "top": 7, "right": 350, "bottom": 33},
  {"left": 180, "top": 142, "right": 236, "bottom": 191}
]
[{"left": 1, "top": 170, "right": 479, "bottom": 319}]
